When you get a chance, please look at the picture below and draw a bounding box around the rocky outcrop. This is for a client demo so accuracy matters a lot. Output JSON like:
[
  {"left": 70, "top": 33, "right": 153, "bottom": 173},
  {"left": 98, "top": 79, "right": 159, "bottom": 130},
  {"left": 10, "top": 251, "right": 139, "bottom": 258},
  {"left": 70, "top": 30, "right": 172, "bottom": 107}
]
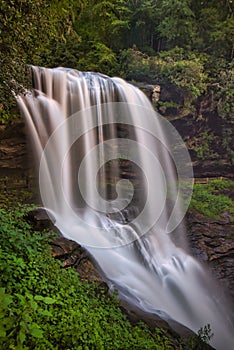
[
  {"left": 0, "top": 119, "right": 28, "bottom": 170},
  {"left": 136, "top": 82, "right": 234, "bottom": 179},
  {"left": 132, "top": 82, "right": 161, "bottom": 106},
  {"left": 186, "top": 210, "right": 234, "bottom": 301},
  {"left": 0, "top": 119, "right": 36, "bottom": 197},
  {"left": 51, "top": 237, "right": 104, "bottom": 283}
]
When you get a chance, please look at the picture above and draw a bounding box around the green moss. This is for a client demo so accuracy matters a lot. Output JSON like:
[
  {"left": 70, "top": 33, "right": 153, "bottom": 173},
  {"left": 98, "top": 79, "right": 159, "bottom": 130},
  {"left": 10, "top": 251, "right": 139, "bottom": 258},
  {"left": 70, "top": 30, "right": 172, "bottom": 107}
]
[{"left": 189, "top": 179, "right": 234, "bottom": 218}]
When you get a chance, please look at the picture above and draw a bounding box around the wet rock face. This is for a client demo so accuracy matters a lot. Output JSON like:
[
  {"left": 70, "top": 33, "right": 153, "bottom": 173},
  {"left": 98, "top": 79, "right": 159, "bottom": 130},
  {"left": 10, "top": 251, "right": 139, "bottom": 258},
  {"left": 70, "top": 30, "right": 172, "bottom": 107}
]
[
  {"left": 50, "top": 237, "right": 104, "bottom": 283},
  {"left": 138, "top": 82, "right": 234, "bottom": 179},
  {"left": 0, "top": 120, "right": 28, "bottom": 170},
  {"left": 0, "top": 119, "right": 37, "bottom": 199},
  {"left": 25, "top": 207, "right": 55, "bottom": 231},
  {"left": 186, "top": 210, "right": 234, "bottom": 300}
]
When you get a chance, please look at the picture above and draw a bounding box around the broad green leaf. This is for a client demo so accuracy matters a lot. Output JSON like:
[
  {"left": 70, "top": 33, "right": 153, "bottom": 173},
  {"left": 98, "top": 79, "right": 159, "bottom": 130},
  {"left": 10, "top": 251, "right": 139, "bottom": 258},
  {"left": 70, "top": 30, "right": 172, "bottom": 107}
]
[
  {"left": 18, "top": 329, "right": 26, "bottom": 344},
  {"left": 30, "top": 323, "right": 44, "bottom": 338},
  {"left": 43, "top": 297, "right": 56, "bottom": 305},
  {"left": 0, "top": 326, "right": 6, "bottom": 338}
]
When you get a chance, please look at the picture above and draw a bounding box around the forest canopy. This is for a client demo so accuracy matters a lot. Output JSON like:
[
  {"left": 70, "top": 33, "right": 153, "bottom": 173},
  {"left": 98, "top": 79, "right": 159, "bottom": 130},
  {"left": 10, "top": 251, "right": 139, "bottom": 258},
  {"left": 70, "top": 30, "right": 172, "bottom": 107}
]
[{"left": 0, "top": 0, "right": 233, "bottom": 123}]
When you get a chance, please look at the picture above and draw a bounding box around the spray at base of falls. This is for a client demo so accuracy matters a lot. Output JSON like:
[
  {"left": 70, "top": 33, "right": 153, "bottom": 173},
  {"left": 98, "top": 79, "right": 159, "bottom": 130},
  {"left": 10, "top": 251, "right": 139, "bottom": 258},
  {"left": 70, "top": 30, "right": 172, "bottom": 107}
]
[{"left": 18, "top": 67, "right": 234, "bottom": 349}]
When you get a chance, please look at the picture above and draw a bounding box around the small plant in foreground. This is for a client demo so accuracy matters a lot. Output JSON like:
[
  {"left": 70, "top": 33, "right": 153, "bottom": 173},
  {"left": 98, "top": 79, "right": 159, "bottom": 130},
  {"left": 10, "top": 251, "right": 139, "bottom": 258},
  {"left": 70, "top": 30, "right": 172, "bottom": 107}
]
[{"left": 183, "top": 324, "right": 213, "bottom": 350}]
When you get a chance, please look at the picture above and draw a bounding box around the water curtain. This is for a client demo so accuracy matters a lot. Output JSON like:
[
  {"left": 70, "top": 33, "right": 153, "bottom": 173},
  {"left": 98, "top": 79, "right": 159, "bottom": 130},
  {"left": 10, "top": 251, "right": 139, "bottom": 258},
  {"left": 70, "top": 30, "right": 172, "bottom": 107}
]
[{"left": 17, "top": 67, "right": 233, "bottom": 349}]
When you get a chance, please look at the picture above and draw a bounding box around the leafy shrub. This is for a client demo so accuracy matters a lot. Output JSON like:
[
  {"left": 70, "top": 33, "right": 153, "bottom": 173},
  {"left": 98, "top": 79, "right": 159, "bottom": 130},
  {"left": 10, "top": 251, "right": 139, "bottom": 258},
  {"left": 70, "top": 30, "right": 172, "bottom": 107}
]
[
  {"left": 120, "top": 47, "right": 154, "bottom": 82},
  {"left": 78, "top": 42, "right": 119, "bottom": 75},
  {"left": 120, "top": 47, "right": 207, "bottom": 99},
  {"left": 183, "top": 324, "right": 213, "bottom": 350},
  {"left": 0, "top": 110, "right": 20, "bottom": 125},
  {"left": 189, "top": 180, "right": 234, "bottom": 218},
  {"left": 191, "top": 131, "right": 216, "bottom": 160},
  {"left": 215, "top": 63, "right": 234, "bottom": 163},
  {"left": 0, "top": 205, "right": 174, "bottom": 349}
]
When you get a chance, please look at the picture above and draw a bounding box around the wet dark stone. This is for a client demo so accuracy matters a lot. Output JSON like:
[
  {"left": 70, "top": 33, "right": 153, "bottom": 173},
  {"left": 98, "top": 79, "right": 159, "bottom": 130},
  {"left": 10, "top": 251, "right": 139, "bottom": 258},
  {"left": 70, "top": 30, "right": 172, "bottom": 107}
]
[
  {"left": 25, "top": 207, "right": 55, "bottom": 231},
  {"left": 49, "top": 235, "right": 104, "bottom": 283},
  {"left": 186, "top": 210, "right": 234, "bottom": 301}
]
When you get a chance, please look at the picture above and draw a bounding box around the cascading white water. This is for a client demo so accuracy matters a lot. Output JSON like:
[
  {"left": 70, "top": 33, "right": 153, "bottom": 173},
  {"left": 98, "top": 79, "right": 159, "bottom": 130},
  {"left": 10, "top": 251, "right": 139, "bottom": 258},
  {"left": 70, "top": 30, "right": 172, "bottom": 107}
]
[{"left": 18, "top": 67, "right": 233, "bottom": 349}]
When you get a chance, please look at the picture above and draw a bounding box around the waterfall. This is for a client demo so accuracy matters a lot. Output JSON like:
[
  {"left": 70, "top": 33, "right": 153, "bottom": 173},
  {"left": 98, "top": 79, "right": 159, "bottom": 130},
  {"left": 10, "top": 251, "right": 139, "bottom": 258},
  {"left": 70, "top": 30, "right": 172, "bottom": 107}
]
[{"left": 18, "top": 67, "right": 233, "bottom": 349}]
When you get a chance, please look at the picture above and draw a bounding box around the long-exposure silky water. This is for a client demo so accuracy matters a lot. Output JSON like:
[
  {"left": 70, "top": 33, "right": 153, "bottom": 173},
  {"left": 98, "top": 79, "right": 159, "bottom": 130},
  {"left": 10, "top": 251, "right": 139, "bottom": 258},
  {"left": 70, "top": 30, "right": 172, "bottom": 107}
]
[{"left": 18, "top": 67, "right": 233, "bottom": 349}]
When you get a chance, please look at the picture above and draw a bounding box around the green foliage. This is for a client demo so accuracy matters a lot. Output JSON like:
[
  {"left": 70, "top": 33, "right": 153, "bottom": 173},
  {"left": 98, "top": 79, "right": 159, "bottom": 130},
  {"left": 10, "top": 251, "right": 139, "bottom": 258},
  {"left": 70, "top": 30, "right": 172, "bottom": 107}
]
[
  {"left": 74, "top": 0, "right": 130, "bottom": 50},
  {"left": 77, "top": 42, "right": 119, "bottom": 75},
  {"left": 0, "top": 205, "right": 174, "bottom": 349},
  {"left": 43, "top": 37, "right": 119, "bottom": 76},
  {"left": 0, "top": 0, "right": 81, "bottom": 114},
  {"left": 216, "top": 63, "right": 234, "bottom": 122},
  {"left": 183, "top": 324, "right": 213, "bottom": 350},
  {"left": 120, "top": 47, "right": 207, "bottom": 99},
  {"left": 156, "top": 0, "right": 196, "bottom": 48},
  {"left": 191, "top": 0, "right": 234, "bottom": 60},
  {"left": 157, "top": 100, "right": 180, "bottom": 114},
  {"left": 40, "top": 33, "right": 82, "bottom": 70},
  {"left": 192, "top": 131, "right": 216, "bottom": 160},
  {"left": 197, "top": 324, "right": 214, "bottom": 344},
  {"left": 157, "top": 49, "right": 208, "bottom": 98},
  {"left": 1, "top": 0, "right": 233, "bottom": 158},
  {"left": 125, "top": 0, "right": 160, "bottom": 51},
  {"left": 193, "top": 57, "right": 233, "bottom": 163},
  {"left": 0, "top": 110, "right": 20, "bottom": 125},
  {"left": 189, "top": 179, "right": 234, "bottom": 218},
  {"left": 120, "top": 48, "right": 154, "bottom": 81}
]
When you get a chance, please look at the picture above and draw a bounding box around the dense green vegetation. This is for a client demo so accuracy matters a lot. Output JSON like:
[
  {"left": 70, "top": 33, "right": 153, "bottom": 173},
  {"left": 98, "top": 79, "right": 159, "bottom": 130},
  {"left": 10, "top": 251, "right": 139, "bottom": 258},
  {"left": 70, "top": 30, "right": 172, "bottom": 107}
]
[
  {"left": 189, "top": 179, "right": 234, "bottom": 218},
  {"left": 0, "top": 189, "right": 223, "bottom": 349},
  {"left": 1, "top": 1, "right": 233, "bottom": 106},
  {"left": 0, "top": 202, "right": 217, "bottom": 350},
  {"left": 0, "top": 0, "right": 81, "bottom": 111},
  {"left": 1, "top": 0, "right": 233, "bottom": 161},
  {"left": 0, "top": 205, "right": 176, "bottom": 350}
]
